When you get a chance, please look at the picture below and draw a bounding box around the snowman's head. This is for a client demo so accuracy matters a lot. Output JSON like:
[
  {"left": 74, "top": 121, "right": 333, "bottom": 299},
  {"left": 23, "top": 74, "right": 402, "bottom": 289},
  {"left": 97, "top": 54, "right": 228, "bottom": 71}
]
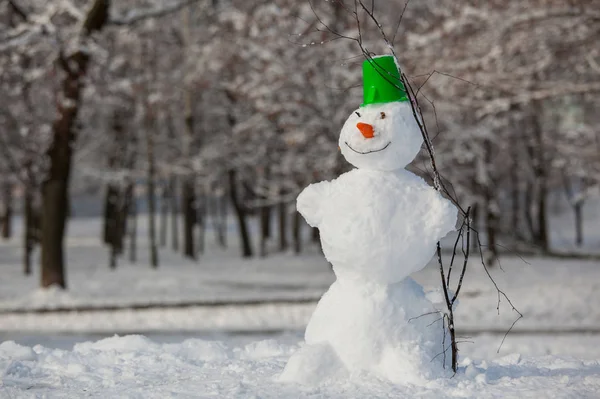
[{"left": 339, "top": 101, "right": 423, "bottom": 171}]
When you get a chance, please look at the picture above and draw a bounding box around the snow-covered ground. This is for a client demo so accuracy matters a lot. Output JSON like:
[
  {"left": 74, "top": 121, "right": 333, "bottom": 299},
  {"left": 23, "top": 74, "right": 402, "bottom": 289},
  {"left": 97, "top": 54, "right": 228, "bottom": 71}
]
[
  {"left": 1, "top": 334, "right": 600, "bottom": 398},
  {"left": 4, "top": 330, "right": 600, "bottom": 361},
  {"left": 548, "top": 193, "right": 600, "bottom": 253},
  {"left": 1, "top": 215, "right": 600, "bottom": 397},
  {"left": 1, "top": 217, "right": 599, "bottom": 333},
  {"left": 0, "top": 216, "right": 332, "bottom": 312}
]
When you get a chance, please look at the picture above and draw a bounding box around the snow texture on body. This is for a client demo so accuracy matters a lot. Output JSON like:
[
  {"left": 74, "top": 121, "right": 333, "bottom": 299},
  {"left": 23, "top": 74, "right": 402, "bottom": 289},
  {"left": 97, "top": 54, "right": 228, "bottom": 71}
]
[
  {"left": 284, "top": 278, "right": 452, "bottom": 384},
  {"left": 282, "top": 100, "right": 457, "bottom": 384}
]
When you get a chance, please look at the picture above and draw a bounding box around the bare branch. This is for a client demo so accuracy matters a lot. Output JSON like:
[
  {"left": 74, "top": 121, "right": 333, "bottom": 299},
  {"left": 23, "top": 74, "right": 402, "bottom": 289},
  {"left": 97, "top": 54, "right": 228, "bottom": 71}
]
[
  {"left": 391, "top": 0, "right": 410, "bottom": 46},
  {"left": 451, "top": 208, "right": 471, "bottom": 303},
  {"left": 407, "top": 311, "right": 440, "bottom": 323},
  {"left": 109, "top": 0, "right": 203, "bottom": 26},
  {"left": 83, "top": 0, "right": 110, "bottom": 35},
  {"left": 8, "top": 0, "right": 28, "bottom": 21}
]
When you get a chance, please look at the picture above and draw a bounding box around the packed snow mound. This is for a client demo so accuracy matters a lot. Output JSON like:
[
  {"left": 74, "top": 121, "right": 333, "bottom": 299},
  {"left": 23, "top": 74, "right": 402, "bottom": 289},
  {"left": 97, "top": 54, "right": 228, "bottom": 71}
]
[
  {"left": 281, "top": 278, "right": 450, "bottom": 384},
  {"left": 279, "top": 342, "right": 347, "bottom": 385},
  {"left": 298, "top": 168, "right": 456, "bottom": 283},
  {"left": 1, "top": 335, "right": 599, "bottom": 398}
]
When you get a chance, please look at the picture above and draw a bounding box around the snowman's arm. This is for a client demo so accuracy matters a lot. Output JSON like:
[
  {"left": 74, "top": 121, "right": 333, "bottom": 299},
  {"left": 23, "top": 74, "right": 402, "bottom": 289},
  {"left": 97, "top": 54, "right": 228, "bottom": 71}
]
[
  {"left": 296, "top": 181, "right": 332, "bottom": 228},
  {"left": 430, "top": 190, "right": 459, "bottom": 240}
]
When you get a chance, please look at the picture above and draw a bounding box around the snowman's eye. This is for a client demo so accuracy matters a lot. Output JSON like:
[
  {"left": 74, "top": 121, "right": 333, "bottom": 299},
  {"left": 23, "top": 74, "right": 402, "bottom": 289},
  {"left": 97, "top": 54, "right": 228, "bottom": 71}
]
[
  {"left": 380, "top": 112, "right": 386, "bottom": 119},
  {"left": 355, "top": 112, "right": 361, "bottom": 117}
]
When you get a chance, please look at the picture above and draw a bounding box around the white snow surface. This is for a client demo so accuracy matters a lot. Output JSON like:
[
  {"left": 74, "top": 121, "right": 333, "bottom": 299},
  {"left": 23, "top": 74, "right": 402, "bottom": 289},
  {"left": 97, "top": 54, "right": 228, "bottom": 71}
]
[{"left": 1, "top": 335, "right": 599, "bottom": 398}]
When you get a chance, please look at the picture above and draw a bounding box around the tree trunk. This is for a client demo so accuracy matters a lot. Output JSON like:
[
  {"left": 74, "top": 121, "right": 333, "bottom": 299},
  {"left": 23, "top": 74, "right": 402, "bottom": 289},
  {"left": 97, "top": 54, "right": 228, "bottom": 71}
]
[
  {"left": 563, "top": 177, "right": 585, "bottom": 248},
  {"left": 1, "top": 182, "right": 12, "bottom": 239},
  {"left": 260, "top": 206, "right": 271, "bottom": 257},
  {"left": 39, "top": 0, "right": 110, "bottom": 289},
  {"left": 182, "top": 178, "right": 196, "bottom": 259},
  {"left": 508, "top": 108, "right": 521, "bottom": 239},
  {"left": 170, "top": 175, "right": 179, "bottom": 251},
  {"left": 216, "top": 193, "right": 227, "bottom": 248},
  {"left": 129, "top": 192, "right": 137, "bottom": 264},
  {"left": 537, "top": 182, "right": 549, "bottom": 251},
  {"left": 293, "top": 210, "right": 302, "bottom": 254},
  {"left": 524, "top": 183, "right": 536, "bottom": 241},
  {"left": 102, "top": 185, "right": 116, "bottom": 242},
  {"left": 160, "top": 183, "right": 169, "bottom": 248},
  {"left": 103, "top": 108, "right": 129, "bottom": 269},
  {"left": 470, "top": 202, "right": 479, "bottom": 251},
  {"left": 228, "top": 170, "right": 253, "bottom": 257},
  {"left": 530, "top": 99, "right": 549, "bottom": 251},
  {"left": 196, "top": 191, "right": 206, "bottom": 256},
  {"left": 103, "top": 184, "right": 120, "bottom": 269},
  {"left": 40, "top": 56, "right": 88, "bottom": 288},
  {"left": 106, "top": 183, "right": 129, "bottom": 269},
  {"left": 146, "top": 129, "right": 159, "bottom": 269},
  {"left": 575, "top": 201, "right": 583, "bottom": 247},
  {"left": 181, "top": 8, "right": 197, "bottom": 260},
  {"left": 119, "top": 183, "right": 132, "bottom": 254},
  {"left": 485, "top": 203, "right": 498, "bottom": 267},
  {"left": 482, "top": 139, "right": 498, "bottom": 267},
  {"left": 41, "top": 153, "right": 70, "bottom": 288},
  {"left": 510, "top": 151, "right": 520, "bottom": 234},
  {"left": 23, "top": 184, "right": 34, "bottom": 276},
  {"left": 278, "top": 199, "right": 288, "bottom": 252}
]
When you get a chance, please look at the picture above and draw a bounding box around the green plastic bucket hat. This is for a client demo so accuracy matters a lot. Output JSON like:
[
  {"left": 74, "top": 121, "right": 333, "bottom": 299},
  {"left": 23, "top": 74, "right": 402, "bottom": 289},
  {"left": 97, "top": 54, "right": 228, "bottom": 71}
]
[{"left": 361, "top": 55, "right": 408, "bottom": 107}]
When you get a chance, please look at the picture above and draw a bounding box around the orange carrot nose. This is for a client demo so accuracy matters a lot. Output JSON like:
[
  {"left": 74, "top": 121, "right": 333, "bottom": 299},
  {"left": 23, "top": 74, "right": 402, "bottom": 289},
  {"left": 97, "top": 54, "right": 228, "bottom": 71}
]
[{"left": 357, "top": 122, "right": 374, "bottom": 139}]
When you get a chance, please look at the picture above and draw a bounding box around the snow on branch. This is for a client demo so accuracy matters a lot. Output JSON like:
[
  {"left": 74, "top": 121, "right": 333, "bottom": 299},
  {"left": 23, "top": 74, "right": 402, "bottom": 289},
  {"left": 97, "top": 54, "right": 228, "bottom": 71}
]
[
  {"left": 476, "top": 82, "right": 600, "bottom": 119},
  {"left": 109, "top": 0, "right": 203, "bottom": 26},
  {"left": 0, "top": 27, "right": 43, "bottom": 52},
  {"left": 0, "top": 0, "right": 204, "bottom": 53}
]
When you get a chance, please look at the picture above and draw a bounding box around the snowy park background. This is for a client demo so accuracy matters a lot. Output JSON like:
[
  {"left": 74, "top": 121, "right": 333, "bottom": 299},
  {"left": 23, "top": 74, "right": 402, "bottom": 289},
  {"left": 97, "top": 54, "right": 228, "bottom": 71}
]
[{"left": 2, "top": 0, "right": 600, "bottom": 397}]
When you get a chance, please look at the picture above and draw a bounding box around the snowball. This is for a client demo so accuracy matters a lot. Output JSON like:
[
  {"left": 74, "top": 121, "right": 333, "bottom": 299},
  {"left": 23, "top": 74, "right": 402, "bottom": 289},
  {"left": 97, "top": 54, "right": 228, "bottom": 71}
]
[
  {"left": 279, "top": 342, "right": 347, "bottom": 384},
  {"left": 300, "top": 278, "right": 451, "bottom": 384},
  {"left": 339, "top": 102, "right": 422, "bottom": 171},
  {"left": 304, "top": 168, "right": 457, "bottom": 284},
  {"left": 241, "top": 339, "right": 291, "bottom": 360},
  {"left": 0, "top": 341, "right": 36, "bottom": 362}
]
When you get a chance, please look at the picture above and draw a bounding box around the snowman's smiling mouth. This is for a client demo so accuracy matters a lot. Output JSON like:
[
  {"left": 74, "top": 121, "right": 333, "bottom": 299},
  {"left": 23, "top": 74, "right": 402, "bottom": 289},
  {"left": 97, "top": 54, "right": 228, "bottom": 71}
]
[{"left": 344, "top": 141, "right": 391, "bottom": 155}]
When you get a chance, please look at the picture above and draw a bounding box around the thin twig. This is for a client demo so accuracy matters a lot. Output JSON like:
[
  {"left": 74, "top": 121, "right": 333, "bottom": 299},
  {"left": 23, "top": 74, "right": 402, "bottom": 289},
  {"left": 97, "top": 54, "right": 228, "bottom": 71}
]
[
  {"left": 427, "top": 316, "right": 444, "bottom": 327},
  {"left": 452, "top": 207, "right": 471, "bottom": 303},
  {"left": 408, "top": 310, "right": 441, "bottom": 323},
  {"left": 391, "top": 0, "right": 411, "bottom": 45},
  {"left": 307, "top": 0, "right": 359, "bottom": 42},
  {"left": 447, "top": 218, "right": 466, "bottom": 286},
  {"left": 8, "top": 0, "right": 29, "bottom": 21}
]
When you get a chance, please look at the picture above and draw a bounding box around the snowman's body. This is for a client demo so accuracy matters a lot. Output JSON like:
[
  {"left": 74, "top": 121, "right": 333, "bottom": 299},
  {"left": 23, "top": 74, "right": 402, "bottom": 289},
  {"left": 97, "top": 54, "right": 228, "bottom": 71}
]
[
  {"left": 280, "top": 99, "right": 457, "bottom": 385},
  {"left": 300, "top": 168, "right": 456, "bottom": 284}
]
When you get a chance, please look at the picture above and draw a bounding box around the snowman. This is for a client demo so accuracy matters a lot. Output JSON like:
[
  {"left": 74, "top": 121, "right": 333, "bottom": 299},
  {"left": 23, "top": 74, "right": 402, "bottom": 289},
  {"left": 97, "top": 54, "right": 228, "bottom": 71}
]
[{"left": 280, "top": 56, "right": 458, "bottom": 385}]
